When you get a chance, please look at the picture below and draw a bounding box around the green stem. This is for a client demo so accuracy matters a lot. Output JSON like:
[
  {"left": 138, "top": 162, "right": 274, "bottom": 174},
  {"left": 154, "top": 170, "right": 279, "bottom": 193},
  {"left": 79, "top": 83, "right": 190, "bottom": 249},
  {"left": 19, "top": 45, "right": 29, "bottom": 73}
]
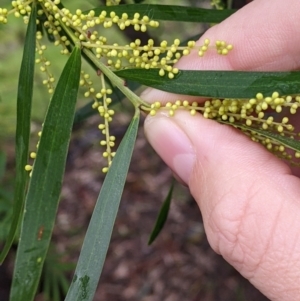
[
  {"left": 227, "top": 0, "right": 233, "bottom": 9},
  {"left": 134, "top": 106, "right": 141, "bottom": 119},
  {"left": 83, "top": 48, "right": 150, "bottom": 108}
]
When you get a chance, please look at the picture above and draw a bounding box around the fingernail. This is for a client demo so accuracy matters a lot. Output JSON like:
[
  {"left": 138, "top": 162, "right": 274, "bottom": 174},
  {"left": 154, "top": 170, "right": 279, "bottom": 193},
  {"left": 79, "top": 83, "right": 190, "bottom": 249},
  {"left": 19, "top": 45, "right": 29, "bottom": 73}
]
[{"left": 145, "top": 112, "right": 195, "bottom": 184}]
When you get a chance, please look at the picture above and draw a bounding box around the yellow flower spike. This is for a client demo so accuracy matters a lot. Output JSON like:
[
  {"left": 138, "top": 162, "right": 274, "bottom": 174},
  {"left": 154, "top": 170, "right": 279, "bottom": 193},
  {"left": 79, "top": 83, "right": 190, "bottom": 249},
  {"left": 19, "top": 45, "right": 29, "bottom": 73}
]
[
  {"left": 264, "top": 96, "right": 272, "bottom": 104},
  {"left": 30, "top": 152, "right": 37, "bottom": 159},
  {"left": 183, "top": 49, "right": 190, "bottom": 56},
  {"left": 204, "top": 107, "right": 211, "bottom": 113},
  {"left": 261, "top": 102, "right": 268, "bottom": 110},
  {"left": 174, "top": 38, "right": 180, "bottom": 46},
  {"left": 256, "top": 104, "right": 262, "bottom": 112},
  {"left": 92, "top": 102, "right": 99, "bottom": 109},
  {"left": 258, "top": 112, "right": 264, "bottom": 119},
  {"left": 25, "top": 165, "right": 33, "bottom": 171},
  {"left": 169, "top": 110, "right": 174, "bottom": 116},
  {"left": 172, "top": 68, "right": 179, "bottom": 74},
  {"left": 102, "top": 167, "right": 109, "bottom": 173},
  {"left": 168, "top": 73, "right": 174, "bottom": 79},
  {"left": 277, "top": 125, "right": 284, "bottom": 133},
  {"left": 262, "top": 123, "right": 268, "bottom": 130},
  {"left": 266, "top": 116, "right": 274, "bottom": 125},
  {"left": 150, "top": 110, "right": 156, "bottom": 116},
  {"left": 201, "top": 45, "right": 208, "bottom": 52},
  {"left": 246, "top": 119, "right": 252, "bottom": 126},
  {"left": 190, "top": 109, "right": 196, "bottom": 116},
  {"left": 154, "top": 101, "right": 161, "bottom": 109},
  {"left": 282, "top": 117, "right": 289, "bottom": 124},
  {"left": 160, "top": 40, "right": 168, "bottom": 48},
  {"left": 276, "top": 105, "right": 282, "bottom": 113},
  {"left": 186, "top": 41, "right": 194, "bottom": 48},
  {"left": 183, "top": 100, "right": 189, "bottom": 107},
  {"left": 290, "top": 104, "right": 298, "bottom": 114},
  {"left": 274, "top": 97, "right": 282, "bottom": 105},
  {"left": 204, "top": 38, "right": 210, "bottom": 46},
  {"left": 106, "top": 98, "right": 112, "bottom": 104}
]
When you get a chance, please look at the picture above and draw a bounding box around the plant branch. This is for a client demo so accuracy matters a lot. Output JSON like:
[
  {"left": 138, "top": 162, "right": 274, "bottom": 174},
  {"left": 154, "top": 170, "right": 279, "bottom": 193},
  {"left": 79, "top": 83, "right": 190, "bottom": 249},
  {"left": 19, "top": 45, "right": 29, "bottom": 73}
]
[{"left": 83, "top": 48, "right": 150, "bottom": 108}]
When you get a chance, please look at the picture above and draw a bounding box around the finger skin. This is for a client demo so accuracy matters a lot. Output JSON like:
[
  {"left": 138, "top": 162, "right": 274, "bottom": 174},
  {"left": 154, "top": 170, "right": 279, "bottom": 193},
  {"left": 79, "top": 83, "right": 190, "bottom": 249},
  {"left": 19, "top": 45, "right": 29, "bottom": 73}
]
[
  {"left": 145, "top": 111, "right": 300, "bottom": 300},
  {"left": 182, "top": 112, "right": 300, "bottom": 301},
  {"left": 143, "top": 0, "right": 300, "bottom": 300}
]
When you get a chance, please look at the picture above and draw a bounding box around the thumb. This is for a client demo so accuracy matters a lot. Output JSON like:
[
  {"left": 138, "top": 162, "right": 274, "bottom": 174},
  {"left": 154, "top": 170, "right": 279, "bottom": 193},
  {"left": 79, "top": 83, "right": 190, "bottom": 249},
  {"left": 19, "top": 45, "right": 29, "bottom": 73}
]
[{"left": 144, "top": 110, "right": 300, "bottom": 301}]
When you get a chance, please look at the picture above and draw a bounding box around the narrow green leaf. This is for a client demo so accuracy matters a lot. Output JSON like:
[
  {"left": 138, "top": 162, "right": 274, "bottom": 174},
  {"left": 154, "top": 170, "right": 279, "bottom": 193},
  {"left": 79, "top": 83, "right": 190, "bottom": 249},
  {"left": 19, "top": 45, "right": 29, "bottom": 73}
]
[
  {"left": 9, "top": 47, "right": 81, "bottom": 301},
  {"left": 65, "top": 113, "right": 140, "bottom": 301},
  {"left": 116, "top": 69, "right": 300, "bottom": 98},
  {"left": 0, "top": 4, "right": 37, "bottom": 263},
  {"left": 0, "top": 151, "right": 6, "bottom": 180},
  {"left": 90, "top": 4, "right": 236, "bottom": 23},
  {"left": 148, "top": 180, "right": 174, "bottom": 245}
]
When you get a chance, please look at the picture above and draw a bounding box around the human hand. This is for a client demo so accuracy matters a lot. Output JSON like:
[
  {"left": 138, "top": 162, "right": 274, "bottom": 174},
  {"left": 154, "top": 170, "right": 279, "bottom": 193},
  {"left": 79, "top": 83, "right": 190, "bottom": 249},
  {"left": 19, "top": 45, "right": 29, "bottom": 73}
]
[{"left": 142, "top": 0, "right": 300, "bottom": 300}]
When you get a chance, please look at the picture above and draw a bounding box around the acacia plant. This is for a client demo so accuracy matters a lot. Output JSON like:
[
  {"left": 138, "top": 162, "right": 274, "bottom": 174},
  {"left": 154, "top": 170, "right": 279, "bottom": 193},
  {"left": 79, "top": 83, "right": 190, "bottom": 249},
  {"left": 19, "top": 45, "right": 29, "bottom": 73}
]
[{"left": 1, "top": 0, "right": 300, "bottom": 300}]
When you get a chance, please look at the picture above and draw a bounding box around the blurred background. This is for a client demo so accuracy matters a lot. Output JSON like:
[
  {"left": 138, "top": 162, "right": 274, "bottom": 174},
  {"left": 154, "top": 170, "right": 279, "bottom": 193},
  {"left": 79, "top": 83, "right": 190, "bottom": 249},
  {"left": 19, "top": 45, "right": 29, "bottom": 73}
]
[{"left": 0, "top": 0, "right": 270, "bottom": 300}]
